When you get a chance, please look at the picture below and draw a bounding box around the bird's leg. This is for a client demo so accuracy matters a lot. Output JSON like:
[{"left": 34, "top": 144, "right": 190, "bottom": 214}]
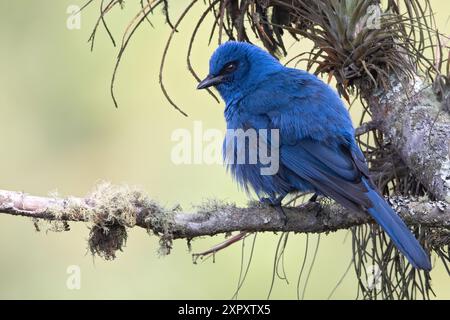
[
  {"left": 309, "top": 193, "right": 323, "bottom": 218},
  {"left": 259, "top": 195, "right": 284, "bottom": 206},
  {"left": 296, "top": 193, "right": 320, "bottom": 213},
  {"left": 259, "top": 195, "right": 288, "bottom": 225},
  {"left": 273, "top": 205, "right": 288, "bottom": 226},
  {"left": 308, "top": 193, "right": 319, "bottom": 203}
]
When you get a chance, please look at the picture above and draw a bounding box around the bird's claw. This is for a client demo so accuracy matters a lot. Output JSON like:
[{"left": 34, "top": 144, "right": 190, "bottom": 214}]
[
  {"left": 259, "top": 197, "right": 288, "bottom": 226},
  {"left": 296, "top": 200, "right": 321, "bottom": 218},
  {"left": 274, "top": 206, "right": 288, "bottom": 226}
]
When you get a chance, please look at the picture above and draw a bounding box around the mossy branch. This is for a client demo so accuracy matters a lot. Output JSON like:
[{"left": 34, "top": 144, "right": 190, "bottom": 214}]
[
  {"left": 0, "top": 184, "right": 449, "bottom": 259},
  {"left": 367, "top": 77, "right": 450, "bottom": 202}
]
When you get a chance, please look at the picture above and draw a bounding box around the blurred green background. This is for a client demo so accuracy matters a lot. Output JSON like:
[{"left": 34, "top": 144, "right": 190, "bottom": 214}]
[{"left": 0, "top": 1, "right": 448, "bottom": 299}]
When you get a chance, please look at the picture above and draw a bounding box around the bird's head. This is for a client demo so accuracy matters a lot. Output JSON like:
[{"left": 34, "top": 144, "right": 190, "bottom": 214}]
[{"left": 197, "top": 41, "right": 281, "bottom": 102}]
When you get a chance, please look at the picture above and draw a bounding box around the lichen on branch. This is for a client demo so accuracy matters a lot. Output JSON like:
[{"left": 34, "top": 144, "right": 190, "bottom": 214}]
[{"left": 1, "top": 184, "right": 449, "bottom": 260}]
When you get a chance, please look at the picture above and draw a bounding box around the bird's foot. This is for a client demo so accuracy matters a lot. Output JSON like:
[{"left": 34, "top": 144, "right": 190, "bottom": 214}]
[
  {"left": 296, "top": 201, "right": 319, "bottom": 211},
  {"left": 296, "top": 193, "right": 321, "bottom": 215},
  {"left": 259, "top": 194, "right": 285, "bottom": 206},
  {"left": 259, "top": 196, "right": 288, "bottom": 226},
  {"left": 274, "top": 205, "right": 288, "bottom": 226},
  {"left": 308, "top": 193, "right": 319, "bottom": 203}
]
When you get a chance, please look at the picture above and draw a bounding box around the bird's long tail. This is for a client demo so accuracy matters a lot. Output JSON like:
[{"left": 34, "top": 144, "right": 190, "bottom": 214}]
[{"left": 362, "top": 178, "right": 431, "bottom": 270}]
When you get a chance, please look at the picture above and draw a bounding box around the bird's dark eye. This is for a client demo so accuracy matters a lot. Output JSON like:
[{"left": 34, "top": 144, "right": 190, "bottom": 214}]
[{"left": 221, "top": 61, "right": 238, "bottom": 74}]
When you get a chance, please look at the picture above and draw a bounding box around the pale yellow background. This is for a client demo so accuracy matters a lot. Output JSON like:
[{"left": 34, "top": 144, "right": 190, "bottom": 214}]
[{"left": 0, "top": 1, "right": 448, "bottom": 299}]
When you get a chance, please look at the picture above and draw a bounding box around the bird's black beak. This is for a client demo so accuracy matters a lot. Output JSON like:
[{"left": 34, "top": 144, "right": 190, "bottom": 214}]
[{"left": 197, "top": 74, "right": 224, "bottom": 89}]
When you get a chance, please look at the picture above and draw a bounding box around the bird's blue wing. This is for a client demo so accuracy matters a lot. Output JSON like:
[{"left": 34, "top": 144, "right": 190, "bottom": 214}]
[
  {"left": 281, "top": 139, "right": 371, "bottom": 212},
  {"left": 281, "top": 139, "right": 431, "bottom": 270}
]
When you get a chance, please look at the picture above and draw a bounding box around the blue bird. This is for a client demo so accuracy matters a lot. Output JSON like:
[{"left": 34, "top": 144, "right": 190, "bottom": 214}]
[{"left": 197, "top": 41, "right": 431, "bottom": 270}]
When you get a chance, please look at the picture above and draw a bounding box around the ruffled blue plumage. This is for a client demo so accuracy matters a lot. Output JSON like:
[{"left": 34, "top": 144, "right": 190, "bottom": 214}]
[{"left": 199, "top": 41, "right": 431, "bottom": 270}]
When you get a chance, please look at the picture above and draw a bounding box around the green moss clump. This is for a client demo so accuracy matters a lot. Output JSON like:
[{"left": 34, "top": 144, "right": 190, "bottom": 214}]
[
  {"left": 73, "top": 182, "right": 172, "bottom": 259},
  {"left": 88, "top": 223, "right": 127, "bottom": 260}
]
